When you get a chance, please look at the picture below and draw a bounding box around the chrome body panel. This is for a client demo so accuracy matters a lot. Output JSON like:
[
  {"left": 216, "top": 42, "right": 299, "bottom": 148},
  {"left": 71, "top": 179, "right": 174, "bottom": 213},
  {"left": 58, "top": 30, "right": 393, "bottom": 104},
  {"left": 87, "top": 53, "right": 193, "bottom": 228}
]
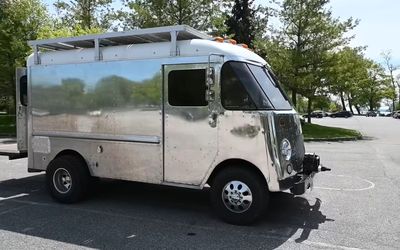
[
  {"left": 32, "top": 136, "right": 163, "bottom": 184},
  {"left": 30, "top": 59, "right": 163, "bottom": 138},
  {"left": 204, "top": 111, "right": 272, "bottom": 185}
]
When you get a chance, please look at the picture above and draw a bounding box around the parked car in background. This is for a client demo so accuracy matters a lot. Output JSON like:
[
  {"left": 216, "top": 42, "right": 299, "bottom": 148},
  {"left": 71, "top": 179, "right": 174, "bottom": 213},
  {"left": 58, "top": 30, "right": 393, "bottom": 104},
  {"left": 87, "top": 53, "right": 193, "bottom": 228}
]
[
  {"left": 330, "top": 110, "right": 353, "bottom": 118},
  {"left": 392, "top": 111, "right": 400, "bottom": 119},
  {"left": 378, "top": 108, "right": 391, "bottom": 117},
  {"left": 303, "top": 110, "right": 327, "bottom": 118},
  {"left": 366, "top": 110, "right": 377, "bottom": 117}
]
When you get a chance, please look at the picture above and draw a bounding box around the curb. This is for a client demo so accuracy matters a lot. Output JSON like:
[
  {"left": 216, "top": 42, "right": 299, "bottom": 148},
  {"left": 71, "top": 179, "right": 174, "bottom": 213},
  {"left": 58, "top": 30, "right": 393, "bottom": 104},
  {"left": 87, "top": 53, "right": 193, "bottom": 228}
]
[{"left": 304, "top": 135, "right": 362, "bottom": 142}]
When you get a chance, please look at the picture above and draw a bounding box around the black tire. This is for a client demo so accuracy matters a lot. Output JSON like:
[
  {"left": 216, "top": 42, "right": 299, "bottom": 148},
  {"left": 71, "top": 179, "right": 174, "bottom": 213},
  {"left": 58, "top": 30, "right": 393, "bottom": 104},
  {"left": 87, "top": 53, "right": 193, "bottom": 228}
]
[
  {"left": 210, "top": 167, "right": 269, "bottom": 225},
  {"left": 46, "top": 154, "right": 90, "bottom": 203}
]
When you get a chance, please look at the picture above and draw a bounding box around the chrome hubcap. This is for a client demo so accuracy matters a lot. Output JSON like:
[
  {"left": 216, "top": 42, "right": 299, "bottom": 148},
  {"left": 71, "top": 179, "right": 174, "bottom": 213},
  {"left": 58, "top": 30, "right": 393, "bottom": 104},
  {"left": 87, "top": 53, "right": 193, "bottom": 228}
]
[
  {"left": 53, "top": 168, "right": 72, "bottom": 194},
  {"left": 222, "top": 180, "right": 252, "bottom": 213}
]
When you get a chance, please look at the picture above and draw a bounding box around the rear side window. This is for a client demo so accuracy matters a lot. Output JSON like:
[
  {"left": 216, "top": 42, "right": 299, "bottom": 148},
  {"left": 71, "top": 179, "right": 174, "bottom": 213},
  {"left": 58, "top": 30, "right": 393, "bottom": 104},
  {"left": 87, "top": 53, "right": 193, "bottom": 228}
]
[
  {"left": 168, "top": 69, "right": 207, "bottom": 106},
  {"left": 20, "top": 75, "right": 28, "bottom": 106}
]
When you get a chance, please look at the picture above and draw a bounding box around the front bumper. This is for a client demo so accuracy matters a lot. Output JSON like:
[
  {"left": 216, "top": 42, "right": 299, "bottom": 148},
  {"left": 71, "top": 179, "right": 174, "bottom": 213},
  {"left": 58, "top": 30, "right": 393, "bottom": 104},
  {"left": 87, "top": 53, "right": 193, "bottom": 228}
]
[{"left": 278, "top": 153, "right": 330, "bottom": 195}]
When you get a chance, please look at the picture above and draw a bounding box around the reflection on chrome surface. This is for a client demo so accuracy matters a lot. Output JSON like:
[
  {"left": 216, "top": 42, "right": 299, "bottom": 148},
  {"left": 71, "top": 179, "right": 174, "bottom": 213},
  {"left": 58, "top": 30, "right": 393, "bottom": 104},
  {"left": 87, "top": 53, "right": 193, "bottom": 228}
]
[{"left": 31, "top": 60, "right": 162, "bottom": 137}]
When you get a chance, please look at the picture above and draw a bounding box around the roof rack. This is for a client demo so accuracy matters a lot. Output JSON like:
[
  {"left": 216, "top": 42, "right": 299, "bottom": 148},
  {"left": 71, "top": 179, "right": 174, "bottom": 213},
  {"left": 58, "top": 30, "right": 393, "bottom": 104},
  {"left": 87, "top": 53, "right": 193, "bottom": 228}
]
[{"left": 28, "top": 25, "right": 211, "bottom": 65}]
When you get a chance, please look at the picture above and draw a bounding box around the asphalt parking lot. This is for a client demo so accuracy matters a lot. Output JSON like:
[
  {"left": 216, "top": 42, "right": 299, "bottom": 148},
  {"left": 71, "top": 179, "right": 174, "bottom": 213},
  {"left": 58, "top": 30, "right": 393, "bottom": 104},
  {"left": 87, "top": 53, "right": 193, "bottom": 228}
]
[{"left": 0, "top": 116, "right": 399, "bottom": 249}]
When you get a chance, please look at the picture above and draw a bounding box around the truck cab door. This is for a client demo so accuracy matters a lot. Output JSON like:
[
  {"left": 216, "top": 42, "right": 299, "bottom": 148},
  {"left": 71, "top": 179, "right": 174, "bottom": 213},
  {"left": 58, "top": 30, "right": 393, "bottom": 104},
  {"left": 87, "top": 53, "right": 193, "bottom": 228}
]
[
  {"left": 163, "top": 64, "right": 218, "bottom": 185},
  {"left": 16, "top": 67, "right": 28, "bottom": 152}
]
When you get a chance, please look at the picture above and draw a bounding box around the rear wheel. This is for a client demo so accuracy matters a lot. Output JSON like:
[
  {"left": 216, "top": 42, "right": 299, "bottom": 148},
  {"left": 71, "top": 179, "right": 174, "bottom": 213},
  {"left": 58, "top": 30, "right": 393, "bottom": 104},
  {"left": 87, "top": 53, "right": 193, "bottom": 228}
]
[
  {"left": 210, "top": 167, "right": 269, "bottom": 225},
  {"left": 46, "top": 154, "right": 90, "bottom": 203}
]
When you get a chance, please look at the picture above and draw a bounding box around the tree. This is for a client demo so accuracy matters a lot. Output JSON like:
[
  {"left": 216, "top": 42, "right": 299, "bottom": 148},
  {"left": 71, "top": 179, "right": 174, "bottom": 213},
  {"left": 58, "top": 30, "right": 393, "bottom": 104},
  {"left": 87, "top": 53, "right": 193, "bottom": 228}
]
[
  {"left": 357, "top": 61, "right": 395, "bottom": 111},
  {"left": 0, "top": 0, "right": 48, "bottom": 113},
  {"left": 265, "top": 0, "right": 357, "bottom": 123},
  {"left": 327, "top": 47, "right": 367, "bottom": 114},
  {"left": 54, "top": 0, "right": 114, "bottom": 30},
  {"left": 37, "top": 24, "right": 104, "bottom": 40},
  {"left": 225, "top": 0, "right": 269, "bottom": 47},
  {"left": 121, "top": 0, "right": 227, "bottom": 33},
  {"left": 381, "top": 50, "right": 399, "bottom": 110}
]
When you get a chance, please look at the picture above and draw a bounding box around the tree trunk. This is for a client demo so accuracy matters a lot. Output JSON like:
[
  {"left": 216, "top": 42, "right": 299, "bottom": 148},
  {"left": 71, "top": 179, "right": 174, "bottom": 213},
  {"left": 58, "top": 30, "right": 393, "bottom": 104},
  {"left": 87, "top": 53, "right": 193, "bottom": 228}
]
[
  {"left": 355, "top": 105, "right": 361, "bottom": 115},
  {"left": 398, "top": 88, "right": 400, "bottom": 107},
  {"left": 340, "top": 92, "right": 346, "bottom": 111},
  {"left": 307, "top": 97, "right": 312, "bottom": 124},
  {"left": 291, "top": 89, "right": 297, "bottom": 108},
  {"left": 347, "top": 94, "right": 354, "bottom": 114},
  {"left": 369, "top": 98, "right": 374, "bottom": 111}
]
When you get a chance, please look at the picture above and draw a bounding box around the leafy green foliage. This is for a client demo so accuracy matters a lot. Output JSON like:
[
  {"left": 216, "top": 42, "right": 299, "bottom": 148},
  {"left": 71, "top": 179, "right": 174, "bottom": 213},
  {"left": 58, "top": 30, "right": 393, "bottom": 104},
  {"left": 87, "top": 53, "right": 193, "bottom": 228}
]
[
  {"left": 37, "top": 24, "right": 104, "bottom": 40},
  {"left": 355, "top": 61, "right": 394, "bottom": 111},
  {"left": 225, "top": 0, "right": 269, "bottom": 47},
  {"left": 121, "top": 0, "right": 227, "bottom": 33},
  {"left": 54, "top": 0, "right": 114, "bottom": 30},
  {"left": 0, "top": 0, "right": 48, "bottom": 113},
  {"left": 262, "top": 0, "right": 357, "bottom": 118},
  {"left": 0, "top": 115, "right": 16, "bottom": 135}
]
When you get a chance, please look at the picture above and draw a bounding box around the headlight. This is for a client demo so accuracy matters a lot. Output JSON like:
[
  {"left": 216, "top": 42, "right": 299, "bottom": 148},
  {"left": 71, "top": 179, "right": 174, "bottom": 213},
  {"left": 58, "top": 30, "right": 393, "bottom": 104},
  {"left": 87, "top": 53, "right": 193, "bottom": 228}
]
[{"left": 281, "top": 138, "right": 292, "bottom": 161}]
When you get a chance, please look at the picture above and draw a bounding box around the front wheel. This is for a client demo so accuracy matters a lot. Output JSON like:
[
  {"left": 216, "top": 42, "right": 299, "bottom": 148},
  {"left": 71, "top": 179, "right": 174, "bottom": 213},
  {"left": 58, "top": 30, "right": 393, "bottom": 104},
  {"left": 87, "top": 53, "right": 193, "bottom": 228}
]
[{"left": 210, "top": 167, "right": 269, "bottom": 225}]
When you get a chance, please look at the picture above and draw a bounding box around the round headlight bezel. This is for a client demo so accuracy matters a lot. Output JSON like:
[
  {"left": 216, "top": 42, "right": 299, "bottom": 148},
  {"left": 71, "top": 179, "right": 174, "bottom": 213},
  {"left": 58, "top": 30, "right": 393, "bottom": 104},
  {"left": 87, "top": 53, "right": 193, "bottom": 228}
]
[{"left": 281, "top": 138, "right": 292, "bottom": 161}]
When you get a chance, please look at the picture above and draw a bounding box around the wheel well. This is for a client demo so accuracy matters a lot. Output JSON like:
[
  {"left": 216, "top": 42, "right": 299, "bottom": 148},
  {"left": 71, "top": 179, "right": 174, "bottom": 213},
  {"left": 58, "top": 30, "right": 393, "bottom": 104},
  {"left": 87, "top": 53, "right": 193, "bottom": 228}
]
[
  {"left": 207, "top": 159, "right": 268, "bottom": 187},
  {"left": 52, "top": 150, "right": 88, "bottom": 169}
]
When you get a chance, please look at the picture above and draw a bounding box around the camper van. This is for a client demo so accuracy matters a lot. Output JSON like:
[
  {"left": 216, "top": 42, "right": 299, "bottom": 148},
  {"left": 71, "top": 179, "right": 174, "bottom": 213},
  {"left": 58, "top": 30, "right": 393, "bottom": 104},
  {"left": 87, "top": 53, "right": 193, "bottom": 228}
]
[{"left": 0, "top": 25, "right": 328, "bottom": 225}]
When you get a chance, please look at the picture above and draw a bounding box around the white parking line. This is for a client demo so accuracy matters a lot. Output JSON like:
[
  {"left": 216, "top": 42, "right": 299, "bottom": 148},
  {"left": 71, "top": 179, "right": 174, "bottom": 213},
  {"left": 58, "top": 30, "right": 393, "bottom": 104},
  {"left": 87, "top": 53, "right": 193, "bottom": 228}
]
[
  {"left": 314, "top": 174, "right": 375, "bottom": 191},
  {"left": 0, "top": 193, "right": 29, "bottom": 201},
  {"left": 301, "top": 239, "right": 362, "bottom": 250}
]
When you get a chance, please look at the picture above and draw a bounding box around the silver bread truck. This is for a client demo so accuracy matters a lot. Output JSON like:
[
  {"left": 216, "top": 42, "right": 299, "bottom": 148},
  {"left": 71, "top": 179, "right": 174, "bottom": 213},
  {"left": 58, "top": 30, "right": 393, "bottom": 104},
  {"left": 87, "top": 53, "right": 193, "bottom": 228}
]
[{"left": 0, "top": 25, "right": 329, "bottom": 225}]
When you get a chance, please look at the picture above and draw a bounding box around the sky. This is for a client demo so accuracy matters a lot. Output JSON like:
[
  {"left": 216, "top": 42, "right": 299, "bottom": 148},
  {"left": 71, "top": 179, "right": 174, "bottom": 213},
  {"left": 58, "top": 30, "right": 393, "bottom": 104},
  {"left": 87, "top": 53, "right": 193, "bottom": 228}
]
[
  {"left": 326, "top": 0, "right": 400, "bottom": 67},
  {"left": 42, "top": 0, "right": 400, "bottom": 68}
]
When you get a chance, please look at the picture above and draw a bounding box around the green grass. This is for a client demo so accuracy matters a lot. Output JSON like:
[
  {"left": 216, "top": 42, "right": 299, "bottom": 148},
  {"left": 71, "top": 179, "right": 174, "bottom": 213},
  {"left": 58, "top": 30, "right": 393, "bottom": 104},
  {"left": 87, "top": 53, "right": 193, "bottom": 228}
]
[
  {"left": 0, "top": 115, "right": 16, "bottom": 136},
  {"left": 302, "top": 123, "right": 362, "bottom": 141}
]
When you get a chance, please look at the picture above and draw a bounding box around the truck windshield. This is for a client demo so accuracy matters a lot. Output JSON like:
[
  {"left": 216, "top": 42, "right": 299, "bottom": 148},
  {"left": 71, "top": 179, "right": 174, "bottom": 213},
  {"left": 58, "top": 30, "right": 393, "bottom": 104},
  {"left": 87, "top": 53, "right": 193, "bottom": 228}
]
[
  {"left": 247, "top": 64, "right": 292, "bottom": 110},
  {"left": 221, "top": 61, "right": 292, "bottom": 111}
]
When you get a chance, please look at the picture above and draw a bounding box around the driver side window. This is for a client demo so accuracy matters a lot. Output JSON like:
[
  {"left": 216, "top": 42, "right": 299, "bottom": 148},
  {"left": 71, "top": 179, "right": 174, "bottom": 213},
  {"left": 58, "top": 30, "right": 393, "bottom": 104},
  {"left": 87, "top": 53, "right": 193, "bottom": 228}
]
[{"left": 221, "top": 62, "right": 256, "bottom": 110}]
